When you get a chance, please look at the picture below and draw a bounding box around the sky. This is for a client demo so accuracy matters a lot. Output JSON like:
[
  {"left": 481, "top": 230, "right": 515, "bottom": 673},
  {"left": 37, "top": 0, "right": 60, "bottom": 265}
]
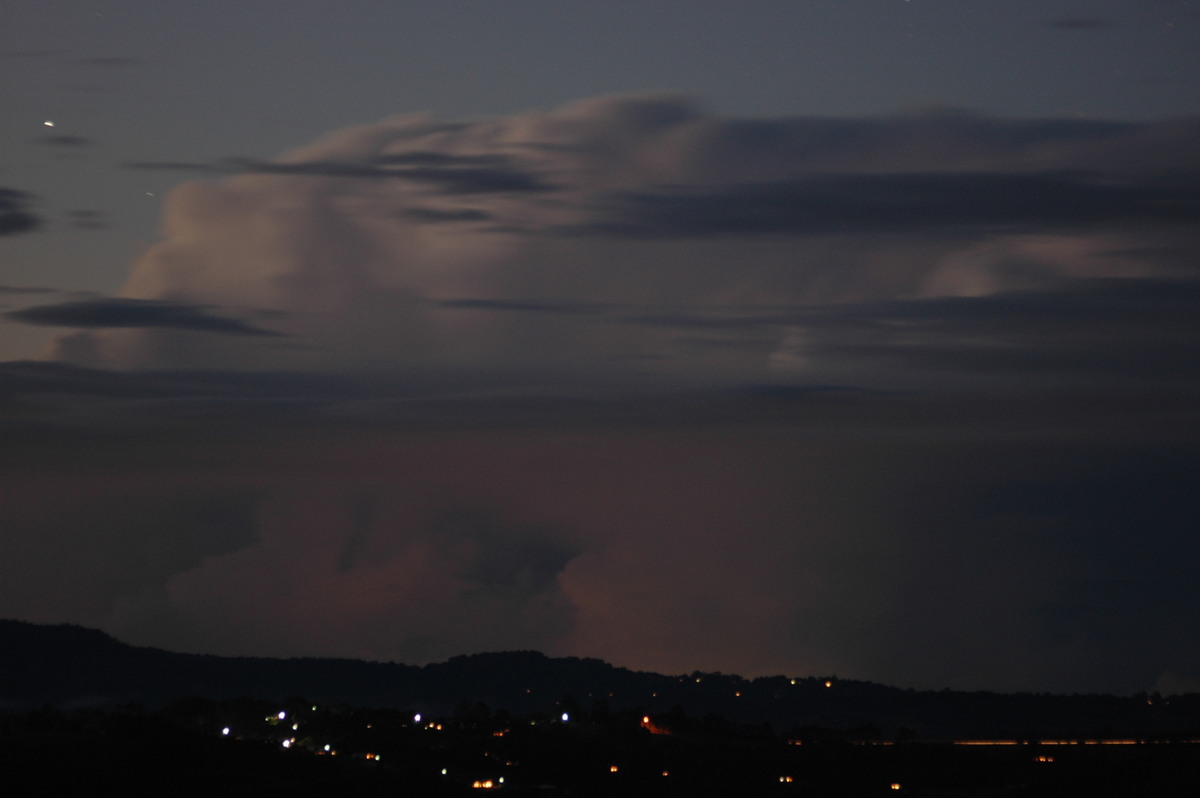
[{"left": 2, "top": 1, "right": 1200, "bottom": 696}]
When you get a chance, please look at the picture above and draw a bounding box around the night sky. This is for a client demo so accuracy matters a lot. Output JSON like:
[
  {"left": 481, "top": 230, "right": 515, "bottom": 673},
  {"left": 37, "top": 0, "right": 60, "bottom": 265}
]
[{"left": 3, "top": 1, "right": 1200, "bottom": 695}]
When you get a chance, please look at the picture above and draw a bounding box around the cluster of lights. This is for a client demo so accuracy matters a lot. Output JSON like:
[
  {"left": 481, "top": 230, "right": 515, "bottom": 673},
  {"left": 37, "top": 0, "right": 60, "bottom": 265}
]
[{"left": 471, "top": 778, "right": 504, "bottom": 789}]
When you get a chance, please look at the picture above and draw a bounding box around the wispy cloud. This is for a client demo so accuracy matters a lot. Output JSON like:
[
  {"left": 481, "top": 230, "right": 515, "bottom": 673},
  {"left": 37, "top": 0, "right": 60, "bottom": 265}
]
[
  {"left": 7, "top": 298, "right": 282, "bottom": 337},
  {"left": 35, "top": 134, "right": 95, "bottom": 148},
  {"left": 576, "top": 171, "right": 1200, "bottom": 238},
  {"left": 0, "top": 187, "right": 40, "bottom": 235}
]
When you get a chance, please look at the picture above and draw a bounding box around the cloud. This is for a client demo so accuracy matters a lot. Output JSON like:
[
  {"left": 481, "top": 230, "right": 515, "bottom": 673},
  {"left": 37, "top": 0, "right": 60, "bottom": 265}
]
[
  {"left": 92, "top": 451, "right": 583, "bottom": 663},
  {"left": 9, "top": 97, "right": 1197, "bottom": 692},
  {"left": 48, "top": 97, "right": 1200, "bottom": 384},
  {"left": 577, "top": 171, "right": 1200, "bottom": 238},
  {"left": 1, "top": 354, "right": 1197, "bottom": 691},
  {"left": 123, "top": 161, "right": 223, "bottom": 173},
  {"left": 2, "top": 393, "right": 1191, "bottom": 692},
  {"left": 0, "top": 285, "right": 57, "bottom": 295},
  {"left": 7, "top": 298, "right": 282, "bottom": 337},
  {"left": 36, "top": 134, "right": 95, "bottom": 148},
  {"left": 0, "top": 483, "right": 260, "bottom": 629},
  {"left": 126, "top": 152, "right": 552, "bottom": 195},
  {"left": 403, "top": 207, "right": 492, "bottom": 223},
  {"left": 236, "top": 157, "right": 552, "bottom": 194},
  {"left": 0, "top": 187, "right": 40, "bottom": 235}
]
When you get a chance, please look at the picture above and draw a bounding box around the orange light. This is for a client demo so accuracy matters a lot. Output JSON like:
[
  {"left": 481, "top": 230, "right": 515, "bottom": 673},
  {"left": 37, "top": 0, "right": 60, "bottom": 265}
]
[
  {"left": 610, "top": 765, "right": 619, "bottom": 773},
  {"left": 890, "top": 783, "right": 901, "bottom": 791}
]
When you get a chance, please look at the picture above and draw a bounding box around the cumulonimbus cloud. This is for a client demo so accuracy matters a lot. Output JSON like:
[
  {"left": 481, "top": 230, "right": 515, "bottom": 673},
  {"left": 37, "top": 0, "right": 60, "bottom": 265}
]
[{"left": 43, "top": 96, "right": 1200, "bottom": 389}]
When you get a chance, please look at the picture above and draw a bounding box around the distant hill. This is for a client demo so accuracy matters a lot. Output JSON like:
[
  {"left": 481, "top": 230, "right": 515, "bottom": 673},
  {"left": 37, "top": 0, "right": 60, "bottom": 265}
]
[{"left": 3, "top": 619, "right": 1198, "bottom": 740}]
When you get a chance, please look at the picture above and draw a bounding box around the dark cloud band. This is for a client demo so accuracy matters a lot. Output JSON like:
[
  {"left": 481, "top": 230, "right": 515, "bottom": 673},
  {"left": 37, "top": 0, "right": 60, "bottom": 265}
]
[
  {"left": 0, "top": 187, "right": 40, "bottom": 235},
  {"left": 580, "top": 172, "right": 1200, "bottom": 238},
  {"left": 6, "top": 298, "right": 281, "bottom": 337}
]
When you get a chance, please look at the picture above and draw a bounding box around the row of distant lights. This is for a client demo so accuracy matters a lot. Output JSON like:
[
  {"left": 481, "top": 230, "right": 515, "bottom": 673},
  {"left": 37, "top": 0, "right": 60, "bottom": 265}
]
[
  {"left": 222, "top": 697, "right": 843, "bottom": 776},
  {"left": 779, "top": 776, "right": 900, "bottom": 791},
  {"left": 220, "top": 709, "right": 453, "bottom": 759},
  {"left": 220, "top": 708, "right": 920, "bottom": 788}
]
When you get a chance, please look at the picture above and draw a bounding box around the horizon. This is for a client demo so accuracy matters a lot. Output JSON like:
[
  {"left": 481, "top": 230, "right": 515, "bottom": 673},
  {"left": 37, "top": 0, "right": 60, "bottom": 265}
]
[{"left": 5, "top": 617, "right": 1193, "bottom": 699}]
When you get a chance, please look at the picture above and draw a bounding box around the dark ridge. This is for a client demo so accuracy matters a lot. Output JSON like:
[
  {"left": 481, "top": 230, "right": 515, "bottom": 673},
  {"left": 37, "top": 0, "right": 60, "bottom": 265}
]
[{"left": 3, "top": 620, "right": 1199, "bottom": 741}]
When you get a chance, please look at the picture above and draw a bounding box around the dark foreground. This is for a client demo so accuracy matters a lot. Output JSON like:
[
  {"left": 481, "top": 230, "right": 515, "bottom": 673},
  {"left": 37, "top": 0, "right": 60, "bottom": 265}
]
[{"left": 4, "top": 701, "right": 1200, "bottom": 797}]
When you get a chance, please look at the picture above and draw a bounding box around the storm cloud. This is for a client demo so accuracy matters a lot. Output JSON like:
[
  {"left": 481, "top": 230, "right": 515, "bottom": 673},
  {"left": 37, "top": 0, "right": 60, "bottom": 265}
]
[
  {"left": 5, "top": 96, "right": 1200, "bottom": 694},
  {"left": 46, "top": 97, "right": 1199, "bottom": 385}
]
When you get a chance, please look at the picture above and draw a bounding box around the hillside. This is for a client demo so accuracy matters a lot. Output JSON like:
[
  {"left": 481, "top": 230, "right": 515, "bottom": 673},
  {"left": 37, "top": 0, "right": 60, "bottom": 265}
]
[{"left": 3, "top": 619, "right": 1197, "bottom": 741}]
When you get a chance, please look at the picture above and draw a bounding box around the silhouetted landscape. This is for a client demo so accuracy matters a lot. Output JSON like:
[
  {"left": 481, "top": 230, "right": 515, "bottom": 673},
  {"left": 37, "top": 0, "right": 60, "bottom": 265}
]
[{"left": 4, "top": 620, "right": 1200, "bottom": 796}]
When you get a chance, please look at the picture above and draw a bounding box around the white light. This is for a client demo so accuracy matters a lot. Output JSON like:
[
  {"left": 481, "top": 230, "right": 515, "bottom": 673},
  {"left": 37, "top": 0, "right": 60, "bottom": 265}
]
[
  {"left": 278, "top": 711, "right": 286, "bottom": 720},
  {"left": 561, "top": 712, "right": 569, "bottom": 722},
  {"left": 221, "top": 727, "right": 230, "bottom": 736},
  {"left": 414, "top": 713, "right": 422, "bottom": 723},
  {"left": 43, "top": 120, "right": 55, "bottom": 127},
  {"left": 292, "top": 723, "right": 298, "bottom": 731},
  {"left": 282, "top": 739, "right": 291, "bottom": 748},
  {"left": 324, "top": 744, "right": 331, "bottom": 752}
]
